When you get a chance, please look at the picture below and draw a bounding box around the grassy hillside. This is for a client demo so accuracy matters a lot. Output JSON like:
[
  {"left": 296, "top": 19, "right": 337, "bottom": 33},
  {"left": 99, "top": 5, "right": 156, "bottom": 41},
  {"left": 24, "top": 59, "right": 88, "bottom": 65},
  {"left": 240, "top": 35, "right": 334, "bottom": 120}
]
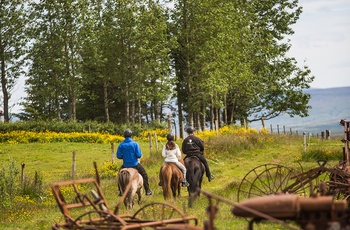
[{"left": 0, "top": 133, "right": 345, "bottom": 230}]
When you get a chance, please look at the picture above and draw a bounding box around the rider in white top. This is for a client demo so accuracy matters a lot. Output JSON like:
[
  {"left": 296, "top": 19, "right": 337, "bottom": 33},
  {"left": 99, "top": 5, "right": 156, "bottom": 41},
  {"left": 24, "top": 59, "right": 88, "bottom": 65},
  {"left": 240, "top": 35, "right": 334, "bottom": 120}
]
[{"left": 159, "top": 134, "right": 190, "bottom": 187}]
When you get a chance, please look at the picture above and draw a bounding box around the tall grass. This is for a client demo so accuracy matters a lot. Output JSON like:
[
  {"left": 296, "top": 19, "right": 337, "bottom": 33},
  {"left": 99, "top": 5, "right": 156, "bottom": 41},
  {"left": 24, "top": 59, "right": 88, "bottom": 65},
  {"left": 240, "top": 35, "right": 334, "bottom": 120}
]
[{"left": 300, "top": 138, "right": 343, "bottom": 162}]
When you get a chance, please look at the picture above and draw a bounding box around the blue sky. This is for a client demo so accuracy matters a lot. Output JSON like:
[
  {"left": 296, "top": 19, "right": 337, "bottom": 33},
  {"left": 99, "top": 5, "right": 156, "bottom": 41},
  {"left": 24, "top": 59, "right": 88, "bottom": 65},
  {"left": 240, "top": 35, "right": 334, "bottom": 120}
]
[{"left": 8, "top": 0, "right": 350, "bottom": 114}]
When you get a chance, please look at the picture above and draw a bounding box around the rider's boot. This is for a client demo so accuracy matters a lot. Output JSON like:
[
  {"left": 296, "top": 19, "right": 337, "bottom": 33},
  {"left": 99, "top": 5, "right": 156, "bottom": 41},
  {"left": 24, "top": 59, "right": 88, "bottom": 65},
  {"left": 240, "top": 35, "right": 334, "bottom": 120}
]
[{"left": 182, "top": 178, "right": 190, "bottom": 187}]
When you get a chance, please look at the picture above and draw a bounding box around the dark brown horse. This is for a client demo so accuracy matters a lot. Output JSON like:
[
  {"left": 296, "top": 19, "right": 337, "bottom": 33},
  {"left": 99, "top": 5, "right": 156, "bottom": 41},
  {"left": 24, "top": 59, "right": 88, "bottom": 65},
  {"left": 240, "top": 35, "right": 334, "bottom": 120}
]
[
  {"left": 184, "top": 156, "right": 205, "bottom": 207},
  {"left": 159, "top": 163, "right": 183, "bottom": 200}
]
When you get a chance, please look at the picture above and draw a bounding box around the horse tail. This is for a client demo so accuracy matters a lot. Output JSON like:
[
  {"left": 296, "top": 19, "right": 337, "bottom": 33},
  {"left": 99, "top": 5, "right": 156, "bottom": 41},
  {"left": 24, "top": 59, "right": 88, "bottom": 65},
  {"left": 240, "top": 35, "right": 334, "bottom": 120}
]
[
  {"left": 172, "top": 164, "right": 183, "bottom": 198},
  {"left": 186, "top": 160, "right": 197, "bottom": 194},
  {"left": 119, "top": 169, "right": 130, "bottom": 192},
  {"left": 161, "top": 164, "right": 172, "bottom": 200},
  {"left": 185, "top": 157, "right": 204, "bottom": 207},
  {"left": 118, "top": 169, "right": 133, "bottom": 209}
]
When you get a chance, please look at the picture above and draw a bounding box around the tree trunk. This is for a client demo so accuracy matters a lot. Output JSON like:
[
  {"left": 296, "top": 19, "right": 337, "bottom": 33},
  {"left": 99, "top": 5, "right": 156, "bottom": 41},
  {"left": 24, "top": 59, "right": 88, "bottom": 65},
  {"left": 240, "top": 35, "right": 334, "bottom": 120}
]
[
  {"left": 138, "top": 99, "right": 142, "bottom": 124},
  {"left": 0, "top": 48, "right": 9, "bottom": 122},
  {"left": 201, "top": 104, "right": 206, "bottom": 131},
  {"left": 103, "top": 80, "right": 109, "bottom": 122},
  {"left": 196, "top": 112, "right": 200, "bottom": 132},
  {"left": 210, "top": 97, "right": 214, "bottom": 130},
  {"left": 178, "top": 100, "right": 184, "bottom": 139},
  {"left": 223, "top": 94, "right": 227, "bottom": 125},
  {"left": 125, "top": 85, "right": 129, "bottom": 124},
  {"left": 131, "top": 96, "right": 135, "bottom": 124}
]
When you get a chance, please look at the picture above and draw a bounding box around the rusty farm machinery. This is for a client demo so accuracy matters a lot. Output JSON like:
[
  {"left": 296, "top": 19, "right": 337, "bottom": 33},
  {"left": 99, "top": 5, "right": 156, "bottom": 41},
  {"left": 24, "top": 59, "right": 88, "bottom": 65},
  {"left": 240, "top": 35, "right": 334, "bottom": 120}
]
[
  {"left": 232, "top": 119, "right": 350, "bottom": 229},
  {"left": 51, "top": 162, "right": 200, "bottom": 230}
]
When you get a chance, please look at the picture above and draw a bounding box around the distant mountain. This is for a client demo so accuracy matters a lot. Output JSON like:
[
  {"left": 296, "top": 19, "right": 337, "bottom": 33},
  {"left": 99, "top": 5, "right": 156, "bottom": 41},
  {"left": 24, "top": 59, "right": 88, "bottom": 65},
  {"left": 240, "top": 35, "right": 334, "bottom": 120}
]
[{"left": 249, "top": 86, "right": 350, "bottom": 136}]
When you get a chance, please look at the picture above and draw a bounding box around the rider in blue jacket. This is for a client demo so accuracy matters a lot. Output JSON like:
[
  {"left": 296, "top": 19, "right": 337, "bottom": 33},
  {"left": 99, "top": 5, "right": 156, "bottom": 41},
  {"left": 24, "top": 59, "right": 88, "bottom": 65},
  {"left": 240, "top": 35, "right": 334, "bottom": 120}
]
[{"left": 117, "top": 129, "right": 153, "bottom": 196}]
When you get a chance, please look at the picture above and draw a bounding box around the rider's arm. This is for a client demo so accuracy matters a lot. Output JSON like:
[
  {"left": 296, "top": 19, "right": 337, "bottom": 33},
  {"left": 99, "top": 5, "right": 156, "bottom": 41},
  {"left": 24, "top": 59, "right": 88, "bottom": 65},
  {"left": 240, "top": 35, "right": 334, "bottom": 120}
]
[
  {"left": 175, "top": 145, "right": 181, "bottom": 160},
  {"left": 161, "top": 145, "right": 167, "bottom": 158},
  {"left": 134, "top": 142, "right": 142, "bottom": 159},
  {"left": 198, "top": 138, "right": 205, "bottom": 153},
  {"left": 116, "top": 144, "right": 123, "bottom": 159}
]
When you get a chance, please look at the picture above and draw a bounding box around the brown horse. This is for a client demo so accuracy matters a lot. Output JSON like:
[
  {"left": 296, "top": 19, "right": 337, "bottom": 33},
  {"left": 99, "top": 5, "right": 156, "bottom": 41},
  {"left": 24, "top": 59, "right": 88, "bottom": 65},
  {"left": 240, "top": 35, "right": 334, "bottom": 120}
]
[
  {"left": 118, "top": 168, "right": 143, "bottom": 210},
  {"left": 159, "top": 163, "right": 183, "bottom": 200},
  {"left": 184, "top": 156, "right": 205, "bottom": 207}
]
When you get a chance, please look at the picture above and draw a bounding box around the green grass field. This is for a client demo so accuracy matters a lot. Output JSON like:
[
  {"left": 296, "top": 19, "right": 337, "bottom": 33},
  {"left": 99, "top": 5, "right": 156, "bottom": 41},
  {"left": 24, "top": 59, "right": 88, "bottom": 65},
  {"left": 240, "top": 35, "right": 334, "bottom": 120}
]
[{"left": 0, "top": 134, "right": 344, "bottom": 230}]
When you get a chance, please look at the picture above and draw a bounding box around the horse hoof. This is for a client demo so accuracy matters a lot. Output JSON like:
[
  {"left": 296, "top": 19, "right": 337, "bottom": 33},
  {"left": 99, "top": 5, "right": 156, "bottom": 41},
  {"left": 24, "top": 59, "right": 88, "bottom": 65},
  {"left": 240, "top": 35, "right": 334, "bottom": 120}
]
[{"left": 146, "top": 190, "right": 153, "bottom": 196}]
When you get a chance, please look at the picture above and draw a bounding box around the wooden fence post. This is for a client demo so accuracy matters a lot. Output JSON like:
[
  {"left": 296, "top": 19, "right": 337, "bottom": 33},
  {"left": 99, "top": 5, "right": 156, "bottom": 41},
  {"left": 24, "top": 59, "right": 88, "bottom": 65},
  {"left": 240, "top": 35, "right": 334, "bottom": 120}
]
[
  {"left": 154, "top": 133, "right": 158, "bottom": 152},
  {"left": 21, "top": 163, "right": 25, "bottom": 184},
  {"left": 326, "top": 130, "right": 331, "bottom": 140},
  {"left": 111, "top": 143, "right": 115, "bottom": 163},
  {"left": 72, "top": 150, "right": 76, "bottom": 179},
  {"left": 148, "top": 133, "right": 152, "bottom": 156}
]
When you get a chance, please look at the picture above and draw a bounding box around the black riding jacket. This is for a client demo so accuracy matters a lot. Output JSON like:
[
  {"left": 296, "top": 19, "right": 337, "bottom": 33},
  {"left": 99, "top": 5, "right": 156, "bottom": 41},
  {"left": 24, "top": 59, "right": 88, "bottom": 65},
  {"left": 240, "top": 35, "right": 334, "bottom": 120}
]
[{"left": 182, "top": 135, "right": 204, "bottom": 155}]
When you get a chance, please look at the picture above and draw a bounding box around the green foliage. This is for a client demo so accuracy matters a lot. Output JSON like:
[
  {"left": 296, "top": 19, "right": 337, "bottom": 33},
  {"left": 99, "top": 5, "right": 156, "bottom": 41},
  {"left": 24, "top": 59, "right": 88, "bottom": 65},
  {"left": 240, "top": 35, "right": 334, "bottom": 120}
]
[
  {"left": 98, "top": 161, "right": 120, "bottom": 179},
  {"left": 0, "top": 160, "right": 20, "bottom": 207},
  {"left": 21, "top": 171, "right": 45, "bottom": 200},
  {"left": 2, "top": 0, "right": 313, "bottom": 132},
  {"left": 301, "top": 142, "right": 342, "bottom": 162},
  {"left": 0, "top": 120, "right": 168, "bottom": 137},
  {"left": 205, "top": 133, "right": 267, "bottom": 158},
  {"left": 0, "top": 160, "right": 44, "bottom": 208}
]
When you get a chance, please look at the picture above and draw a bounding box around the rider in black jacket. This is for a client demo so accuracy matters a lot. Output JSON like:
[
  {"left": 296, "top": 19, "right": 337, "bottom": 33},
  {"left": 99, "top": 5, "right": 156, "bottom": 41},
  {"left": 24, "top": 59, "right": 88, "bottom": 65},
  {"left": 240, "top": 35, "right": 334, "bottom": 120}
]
[{"left": 182, "top": 126, "right": 214, "bottom": 182}]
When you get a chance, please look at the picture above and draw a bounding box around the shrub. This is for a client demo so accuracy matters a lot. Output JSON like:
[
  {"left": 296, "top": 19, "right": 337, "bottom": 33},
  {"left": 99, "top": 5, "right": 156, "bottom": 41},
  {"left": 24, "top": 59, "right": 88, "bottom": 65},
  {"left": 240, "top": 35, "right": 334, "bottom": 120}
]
[{"left": 0, "top": 160, "right": 20, "bottom": 207}]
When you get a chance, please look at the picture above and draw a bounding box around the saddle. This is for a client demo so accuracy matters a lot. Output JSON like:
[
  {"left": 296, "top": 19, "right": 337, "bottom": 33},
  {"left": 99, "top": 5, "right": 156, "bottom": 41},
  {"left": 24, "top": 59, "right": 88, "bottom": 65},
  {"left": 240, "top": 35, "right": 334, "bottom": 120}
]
[{"left": 184, "top": 153, "right": 201, "bottom": 161}]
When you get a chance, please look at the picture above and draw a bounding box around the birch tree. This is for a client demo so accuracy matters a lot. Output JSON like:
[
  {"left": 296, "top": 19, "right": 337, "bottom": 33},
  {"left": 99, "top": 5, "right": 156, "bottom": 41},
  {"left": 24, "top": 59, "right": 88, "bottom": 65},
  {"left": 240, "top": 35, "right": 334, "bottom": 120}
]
[{"left": 0, "top": 0, "right": 27, "bottom": 122}]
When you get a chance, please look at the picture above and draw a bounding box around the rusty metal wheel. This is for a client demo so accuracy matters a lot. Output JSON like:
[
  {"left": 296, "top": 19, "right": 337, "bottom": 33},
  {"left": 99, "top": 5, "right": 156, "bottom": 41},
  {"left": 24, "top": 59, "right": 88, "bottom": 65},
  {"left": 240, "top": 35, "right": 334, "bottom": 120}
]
[
  {"left": 132, "top": 202, "right": 185, "bottom": 221},
  {"left": 237, "top": 164, "right": 307, "bottom": 202},
  {"left": 72, "top": 210, "right": 127, "bottom": 229},
  {"left": 323, "top": 169, "right": 350, "bottom": 200}
]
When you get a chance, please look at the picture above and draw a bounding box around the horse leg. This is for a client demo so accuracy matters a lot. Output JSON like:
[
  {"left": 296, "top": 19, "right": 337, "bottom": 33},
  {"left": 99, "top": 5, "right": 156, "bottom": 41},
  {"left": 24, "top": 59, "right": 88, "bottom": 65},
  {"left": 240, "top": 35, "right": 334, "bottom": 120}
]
[
  {"left": 137, "top": 177, "right": 143, "bottom": 205},
  {"left": 172, "top": 180, "right": 177, "bottom": 199},
  {"left": 137, "top": 189, "right": 142, "bottom": 205},
  {"left": 158, "top": 165, "right": 163, "bottom": 186},
  {"left": 166, "top": 173, "right": 172, "bottom": 200}
]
